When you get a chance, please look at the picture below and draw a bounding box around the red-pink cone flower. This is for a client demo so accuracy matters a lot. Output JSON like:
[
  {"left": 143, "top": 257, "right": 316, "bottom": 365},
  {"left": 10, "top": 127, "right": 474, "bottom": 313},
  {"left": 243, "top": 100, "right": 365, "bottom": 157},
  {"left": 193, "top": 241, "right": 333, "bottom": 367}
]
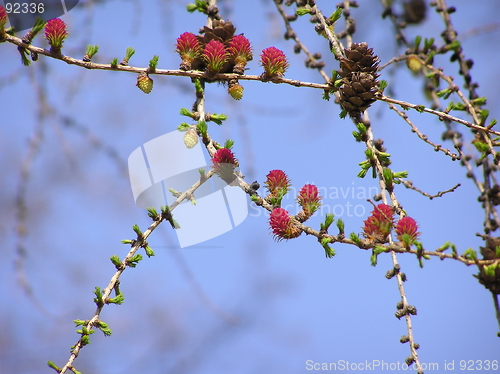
[
  {"left": 264, "top": 169, "right": 291, "bottom": 197},
  {"left": 175, "top": 32, "right": 202, "bottom": 71},
  {"left": 203, "top": 39, "right": 228, "bottom": 76},
  {"left": 44, "top": 18, "right": 68, "bottom": 53},
  {"left": 228, "top": 34, "right": 253, "bottom": 74},
  {"left": 396, "top": 216, "right": 420, "bottom": 246},
  {"left": 212, "top": 148, "right": 238, "bottom": 184},
  {"left": 269, "top": 207, "right": 302, "bottom": 241},
  {"left": 0, "top": 6, "right": 8, "bottom": 31},
  {"left": 362, "top": 203, "right": 395, "bottom": 243},
  {"left": 296, "top": 184, "right": 321, "bottom": 221},
  {"left": 260, "top": 47, "right": 289, "bottom": 78}
]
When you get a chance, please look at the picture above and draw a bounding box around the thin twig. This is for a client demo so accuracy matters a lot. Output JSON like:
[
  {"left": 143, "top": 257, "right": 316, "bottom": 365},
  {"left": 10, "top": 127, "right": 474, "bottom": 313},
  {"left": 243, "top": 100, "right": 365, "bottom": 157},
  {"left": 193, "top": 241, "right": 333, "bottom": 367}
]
[
  {"left": 57, "top": 169, "right": 216, "bottom": 374},
  {"left": 273, "top": 1, "right": 330, "bottom": 83},
  {"left": 387, "top": 102, "right": 460, "bottom": 160},
  {"left": 398, "top": 179, "right": 461, "bottom": 199},
  {"left": 377, "top": 94, "right": 500, "bottom": 137},
  {"left": 3, "top": 33, "right": 333, "bottom": 90}
]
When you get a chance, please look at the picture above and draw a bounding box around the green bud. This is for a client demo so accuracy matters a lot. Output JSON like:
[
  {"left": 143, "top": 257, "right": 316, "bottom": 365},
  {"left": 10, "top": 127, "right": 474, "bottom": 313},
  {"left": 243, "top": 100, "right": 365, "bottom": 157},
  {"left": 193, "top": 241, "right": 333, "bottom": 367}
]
[
  {"left": 336, "top": 218, "right": 345, "bottom": 235},
  {"left": 177, "top": 122, "right": 191, "bottom": 131},
  {"left": 110, "top": 58, "right": 118, "bottom": 68},
  {"left": 210, "top": 113, "right": 228, "bottom": 125},
  {"left": 97, "top": 321, "right": 112, "bottom": 337},
  {"left": 186, "top": 0, "right": 207, "bottom": 13},
  {"left": 93, "top": 287, "right": 103, "bottom": 307},
  {"left": 436, "top": 88, "right": 452, "bottom": 99},
  {"left": 446, "top": 40, "right": 461, "bottom": 51},
  {"left": 110, "top": 255, "right": 122, "bottom": 269},
  {"left": 127, "top": 254, "right": 142, "bottom": 268},
  {"left": 356, "top": 122, "right": 367, "bottom": 134},
  {"left": 437, "top": 242, "right": 450, "bottom": 252},
  {"left": 106, "top": 294, "right": 124, "bottom": 305},
  {"left": 148, "top": 55, "right": 159, "bottom": 72},
  {"left": 352, "top": 131, "right": 363, "bottom": 142},
  {"left": 186, "top": 3, "right": 198, "bottom": 12},
  {"left": 85, "top": 44, "right": 99, "bottom": 60},
  {"left": 323, "top": 243, "right": 336, "bottom": 258},
  {"left": 80, "top": 335, "right": 90, "bottom": 346},
  {"left": 357, "top": 168, "right": 368, "bottom": 179},
  {"left": 350, "top": 232, "right": 362, "bottom": 245},
  {"left": 393, "top": 171, "right": 408, "bottom": 179},
  {"left": 47, "top": 361, "right": 60, "bottom": 371},
  {"left": 484, "top": 264, "right": 497, "bottom": 277},
  {"left": 414, "top": 35, "right": 422, "bottom": 50},
  {"left": 125, "top": 47, "right": 135, "bottom": 60},
  {"left": 147, "top": 207, "right": 159, "bottom": 219},
  {"left": 462, "top": 248, "right": 477, "bottom": 261},
  {"left": 423, "top": 37, "right": 435, "bottom": 52},
  {"left": 180, "top": 107, "right": 194, "bottom": 118},
  {"left": 321, "top": 213, "right": 335, "bottom": 231},
  {"left": 296, "top": 7, "right": 311, "bottom": 16},
  {"left": 383, "top": 168, "right": 393, "bottom": 189},
  {"left": 132, "top": 224, "right": 142, "bottom": 237},
  {"left": 478, "top": 109, "right": 490, "bottom": 125},
  {"left": 197, "top": 120, "right": 208, "bottom": 137},
  {"left": 250, "top": 194, "right": 260, "bottom": 202},
  {"left": 329, "top": 8, "right": 343, "bottom": 23},
  {"left": 145, "top": 246, "right": 155, "bottom": 257},
  {"left": 121, "top": 239, "right": 133, "bottom": 244},
  {"left": 451, "top": 243, "right": 457, "bottom": 256},
  {"left": 471, "top": 97, "right": 487, "bottom": 106}
]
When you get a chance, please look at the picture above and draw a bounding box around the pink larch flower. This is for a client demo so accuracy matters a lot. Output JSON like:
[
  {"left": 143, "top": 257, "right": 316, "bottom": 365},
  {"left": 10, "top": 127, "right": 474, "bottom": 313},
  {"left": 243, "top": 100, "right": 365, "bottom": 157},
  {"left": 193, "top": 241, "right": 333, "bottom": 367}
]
[
  {"left": 296, "top": 184, "right": 321, "bottom": 217},
  {"left": 264, "top": 169, "right": 291, "bottom": 197},
  {"left": 396, "top": 216, "right": 420, "bottom": 246},
  {"left": 175, "top": 32, "right": 202, "bottom": 71},
  {"left": 203, "top": 39, "right": 228, "bottom": 75},
  {"left": 228, "top": 35, "right": 253, "bottom": 74},
  {"left": 44, "top": 18, "right": 68, "bottom": 52},
  {"left": 362, "top": 203, "right": 395, "bottom": 243},
  {"left": 269, "top": 207, "right": 302, "bottom": 241},
  {"left": 0, "top": 6, "right": 8, "bottom": 30},
  {"left": 260, "top": 47, "right": 289, "bottom": 78},
  {"left": 212, "top": 148, "right": 238, "bottom": 183}
]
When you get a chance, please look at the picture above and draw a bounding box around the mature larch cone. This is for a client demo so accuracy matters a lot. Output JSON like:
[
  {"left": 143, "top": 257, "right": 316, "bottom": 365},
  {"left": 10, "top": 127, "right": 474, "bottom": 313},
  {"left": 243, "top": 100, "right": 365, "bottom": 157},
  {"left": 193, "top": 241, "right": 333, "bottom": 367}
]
[
  {"left": 338, "top": 42, "right": 380, "bottom": 119},
  {"left": 404, "top": 0, "right": 427, "bottom": 25}
]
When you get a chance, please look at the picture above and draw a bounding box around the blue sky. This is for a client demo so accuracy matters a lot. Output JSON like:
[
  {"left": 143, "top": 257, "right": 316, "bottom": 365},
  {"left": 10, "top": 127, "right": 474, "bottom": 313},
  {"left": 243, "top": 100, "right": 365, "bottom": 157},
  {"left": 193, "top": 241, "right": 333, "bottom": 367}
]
[{"left": 1, "top": 0, "right": 499, "bottom": 373}]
